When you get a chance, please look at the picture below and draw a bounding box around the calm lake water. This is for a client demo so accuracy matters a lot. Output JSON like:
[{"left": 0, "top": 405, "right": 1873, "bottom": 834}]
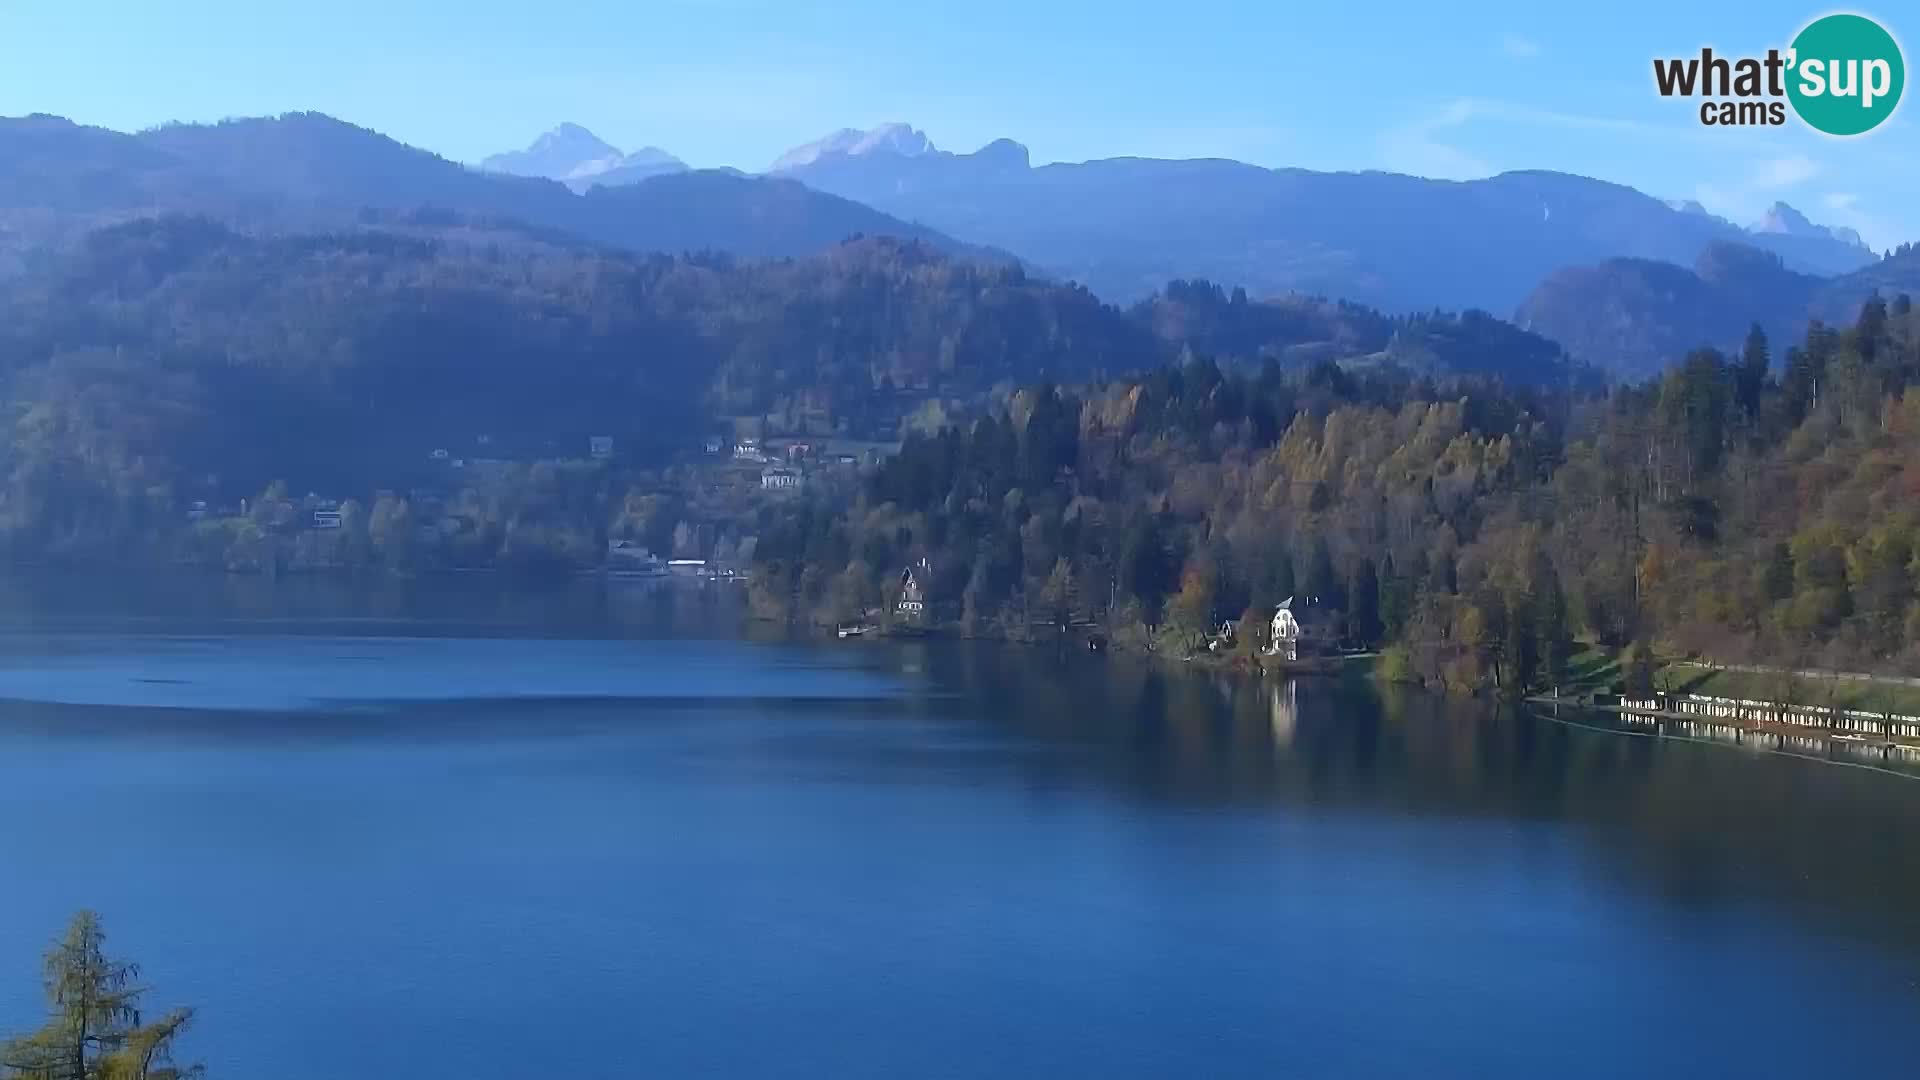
[{"left": 0, "top": 574, "right": 1916, "bottom": 1078}]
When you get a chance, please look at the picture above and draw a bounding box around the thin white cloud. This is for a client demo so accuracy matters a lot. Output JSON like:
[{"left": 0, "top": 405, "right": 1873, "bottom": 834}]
[
  {"left": 1753, "top": 154, "right": 1821, "bottom": 190},
  {"left": 1693, "top": 155, "right": 1829, "bottom": 230},
  {"left": 1364, "top": 97, "right": 1916, "bottom": 249},
  {"left": 1109, "top": 123, "right": 1293, "bottom": 164},
  {"left": 1458, "top": 98, "right": 1709, "bottom": 143},
  {"left": 1376, "top": 100, "right": 1491, "bottom": 180},
  {"left": 1690, "top": 182, "right": 1777, "bottom": 233},
  {"left": 1500, "top": 34, "right": 1542, "bottom": 59},
  {"left": 1819, "top": 192, "right": 1892, "bottom": 251},
  {"left": 1373, "top": 94, "right": 1705, "bottom": 181}
]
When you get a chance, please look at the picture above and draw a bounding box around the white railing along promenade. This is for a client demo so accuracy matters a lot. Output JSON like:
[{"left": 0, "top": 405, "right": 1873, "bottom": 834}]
[{"left": 1618, "top": 693, "right": 1920, "bottom": 740}]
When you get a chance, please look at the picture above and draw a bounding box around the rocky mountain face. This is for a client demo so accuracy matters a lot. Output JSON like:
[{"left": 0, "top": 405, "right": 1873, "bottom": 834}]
[{"left": 480, "top": 123, "right": 688, "bottom": 192}]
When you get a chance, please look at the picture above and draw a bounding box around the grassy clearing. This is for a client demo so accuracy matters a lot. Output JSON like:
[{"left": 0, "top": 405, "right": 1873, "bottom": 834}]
[
  {"left": 1548, "top": 645, "right": 1920, "bottom": 715},
  {"left": 1664, "top": 664, "right": 1920, "bottom": 716},
  {"left": 1564, "top": 645, "right": 1622, "bottom": 694}
]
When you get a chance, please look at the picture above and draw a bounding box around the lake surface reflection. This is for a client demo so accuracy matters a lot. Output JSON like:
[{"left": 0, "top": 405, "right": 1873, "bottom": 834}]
[{"left": 0, "top": 574, "right": 1913, "bottom": 1079}]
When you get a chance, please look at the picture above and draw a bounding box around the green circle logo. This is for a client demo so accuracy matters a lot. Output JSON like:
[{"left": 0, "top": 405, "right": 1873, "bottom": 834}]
[{"left": 1787, "top": 13, "right": 1905, "bottom": 136}]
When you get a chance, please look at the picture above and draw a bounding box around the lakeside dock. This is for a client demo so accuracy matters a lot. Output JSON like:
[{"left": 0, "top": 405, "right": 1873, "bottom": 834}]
[{"left": 1530, "top": 693, "right": 1920, "bottom": 765}]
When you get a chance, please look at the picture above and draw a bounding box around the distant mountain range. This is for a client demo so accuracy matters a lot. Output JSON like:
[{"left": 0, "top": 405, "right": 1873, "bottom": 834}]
[
  {"left": 3, "top": 111, "right": 1914, "bottom": 382},
  {"left": 1749, "top": 199, "right": 1867, "bottom": 249},
  {"left": 480, "top": 123, "right": 688, "bottom": 192},
  {"left": 472, "top": 119, "right": 1886, "bottom": 330},
  {"left": 759, "top": 123, "right": 1878, "bottom": 314},
  {"left": 768, "top": 123, "right": 937, "bottom": 171},
  {"left": 0, "top": 113, "right": 987, "bottom": 270}
]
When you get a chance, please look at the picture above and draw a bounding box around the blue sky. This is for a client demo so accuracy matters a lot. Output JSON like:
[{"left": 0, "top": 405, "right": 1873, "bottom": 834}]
[{"left": 2, "top": 0, "right": 1916, "bottom": 247}]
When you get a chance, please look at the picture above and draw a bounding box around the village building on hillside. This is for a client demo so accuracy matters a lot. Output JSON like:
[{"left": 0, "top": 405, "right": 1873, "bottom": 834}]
[
  {"left": 606, "top": 539, "right": 666, "bottom": 576},
  {"left": 895, "top": 559, "right": 931, "bottom": 625},
  {"left": 1266, "top": 598, "right": 1303, "bottom": 661},
  {"left": 761, "top": 467, "right": 802, "bottom": 491}
]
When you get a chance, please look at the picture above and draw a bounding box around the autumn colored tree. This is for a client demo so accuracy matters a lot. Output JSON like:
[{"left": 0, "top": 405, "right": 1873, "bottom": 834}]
[
  {"left": 1, "top": 912, "right": 200, "bottom": 1080},
  {"left": 1169, "top": 557, "right": 1220, "bottom": 652},
  {"left": 1037, "top": 558, "right": 1077, "bottom": 636}
]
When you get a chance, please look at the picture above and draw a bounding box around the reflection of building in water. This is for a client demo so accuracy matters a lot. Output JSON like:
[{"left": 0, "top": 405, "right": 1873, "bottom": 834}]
[
  {"left": 1269, "top": 678, "right": 1297, "bottom": 748},
  {"left": 1266, "top": 597, "right": 1302, "bottom": 661}
]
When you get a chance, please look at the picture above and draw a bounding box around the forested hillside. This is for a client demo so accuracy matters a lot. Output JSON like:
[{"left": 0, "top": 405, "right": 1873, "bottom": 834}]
[
  {"left": 1137, "top": 279, "right": 1593, "bottom": 388},
  {"left": 0, "top": 201, "right": 1887, "bottom": 626},
  {"left": 1518, "top": 241, "right": 1920, "bottom": 379},
  {"left": 0, "top": 216, "right": 1589, "bottom": 564},
  {"left": 755, "top": 295, "right": 1920, "bottom": 688},
  {"left": 0, "top": 217, "right": 1167, "bottom": 557}
]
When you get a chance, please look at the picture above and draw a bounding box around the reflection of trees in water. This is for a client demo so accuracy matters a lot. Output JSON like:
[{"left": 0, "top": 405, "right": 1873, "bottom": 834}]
[
  {"left": 0, "top": 569, "right": 753, "bottom": 639},
  {"left": 1, "top": 580, "right": 1909, "bottom": 963},
  {"left": 921, "top": 645, "right": 1920, "bottom": 959}
]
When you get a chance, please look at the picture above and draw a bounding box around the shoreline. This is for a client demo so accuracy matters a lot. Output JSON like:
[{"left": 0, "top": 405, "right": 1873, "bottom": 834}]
[
  {"left": 1529, "top": 699, "right": 1920, "bottom": 776},
  {"left": 794, "top": 614, "right": 1377, "bottom": 681},
  {"left": 1535, "top": 695, "right": 1920, "bottom": 755}
]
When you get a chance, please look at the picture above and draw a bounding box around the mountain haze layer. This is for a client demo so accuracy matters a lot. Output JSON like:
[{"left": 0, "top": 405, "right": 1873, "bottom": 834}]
[
  {"left": 2, "top": 110, "right": 1909, "bottom": 384},
  {"left": 1517, "top": 241, "right": 1920, "bottom": 377},
  {"left": 0, "top": 113, "right": 991, "bottom": 270},
  {"left": 770, "top": 123, "right": 1878, "bottom": 313}
]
